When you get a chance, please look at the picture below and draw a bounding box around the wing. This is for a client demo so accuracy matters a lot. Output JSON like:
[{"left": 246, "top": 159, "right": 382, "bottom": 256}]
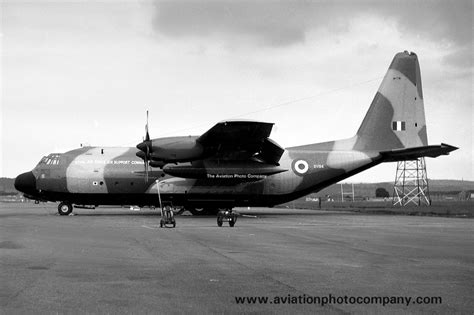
[
  {"left": 198, "top": 120, "right": 284, "bottom": 165},
  {"left": 198, "top": 120, "right": 273, "bottom": 145}
]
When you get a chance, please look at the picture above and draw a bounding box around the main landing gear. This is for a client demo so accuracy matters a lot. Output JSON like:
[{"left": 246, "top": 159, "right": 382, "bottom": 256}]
[
  {"left": 217, "top": 209, "right": 237, "bottom": 227},
  {"left": 58, "top": 202, "right": 73, "bottom": 215}
]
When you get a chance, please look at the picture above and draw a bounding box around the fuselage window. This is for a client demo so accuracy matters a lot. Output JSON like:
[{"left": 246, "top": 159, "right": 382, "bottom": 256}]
[{"left": 39, "top": 154, "right": 61, "bottom": 166}]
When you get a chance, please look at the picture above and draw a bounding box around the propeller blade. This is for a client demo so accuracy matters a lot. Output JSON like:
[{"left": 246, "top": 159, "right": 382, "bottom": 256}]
[
  {"left": 145, "top": 110, "right": 150, "bottom": 141},
  {"left": 145, "top": 144, "right": 149, "bottom": 182}
]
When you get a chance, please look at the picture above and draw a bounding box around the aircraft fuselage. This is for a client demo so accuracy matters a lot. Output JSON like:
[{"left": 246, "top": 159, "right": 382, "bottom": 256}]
[{"left": 16, "top": 140, "right": 381, "bottom": 209}]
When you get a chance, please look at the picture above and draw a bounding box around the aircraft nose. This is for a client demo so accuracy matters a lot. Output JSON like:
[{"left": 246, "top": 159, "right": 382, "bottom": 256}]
[{"left": 14, "top": 171, "right": 37, "bottom": 194}]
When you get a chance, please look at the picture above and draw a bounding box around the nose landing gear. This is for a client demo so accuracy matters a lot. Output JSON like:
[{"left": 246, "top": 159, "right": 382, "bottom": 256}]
[{"left": 160, "top": 205, "right": 176, "bottom": 228}]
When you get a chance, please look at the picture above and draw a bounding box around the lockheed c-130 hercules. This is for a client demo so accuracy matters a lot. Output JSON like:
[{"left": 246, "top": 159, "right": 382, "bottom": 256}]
[{"left": 15, "top": 51, "right": 457, "bottom": 219}]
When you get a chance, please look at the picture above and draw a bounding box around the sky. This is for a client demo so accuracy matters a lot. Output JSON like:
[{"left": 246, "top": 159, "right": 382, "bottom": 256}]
[{"left": 1, "top": 0, "right": 473, "bottom": 182}]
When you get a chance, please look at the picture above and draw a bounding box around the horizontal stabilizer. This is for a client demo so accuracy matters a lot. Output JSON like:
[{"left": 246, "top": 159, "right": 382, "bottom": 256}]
[{"left": 380, "top": 143, "right": 458, "bottom": 161}]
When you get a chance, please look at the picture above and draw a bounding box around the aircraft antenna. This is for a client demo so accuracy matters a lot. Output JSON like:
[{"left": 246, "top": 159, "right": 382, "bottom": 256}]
[
  {"left": 115, "top": 76, "right": 382, "bottom": 146},
  {"left": 146, "top": 76, "right": 383, "bottom": 138}
]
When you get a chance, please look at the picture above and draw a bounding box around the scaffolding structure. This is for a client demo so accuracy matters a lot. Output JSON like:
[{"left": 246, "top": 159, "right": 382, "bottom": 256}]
[{"left": 392, "top": 157, "right": 431, "bottom": 206}]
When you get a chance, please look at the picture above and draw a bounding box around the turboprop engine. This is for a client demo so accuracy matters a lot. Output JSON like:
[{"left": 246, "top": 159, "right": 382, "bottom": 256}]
[{"left": 136, "top": 136, "right": 205, "bottom": 163}]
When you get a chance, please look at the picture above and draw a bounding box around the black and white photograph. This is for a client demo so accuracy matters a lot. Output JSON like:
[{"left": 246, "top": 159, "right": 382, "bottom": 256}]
[{"left": 1, "top": 0, "right": 473, "bottom": 313}]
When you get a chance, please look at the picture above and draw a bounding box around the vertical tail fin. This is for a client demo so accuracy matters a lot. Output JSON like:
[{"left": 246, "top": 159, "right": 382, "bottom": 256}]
[{"left": 354, "top": 51, "right": 428, "bottom": 151}]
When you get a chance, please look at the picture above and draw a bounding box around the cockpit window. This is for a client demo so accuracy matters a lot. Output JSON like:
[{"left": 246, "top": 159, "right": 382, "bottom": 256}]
[{"left": 38, "top": 154, "right": 61, "bottom": 166}]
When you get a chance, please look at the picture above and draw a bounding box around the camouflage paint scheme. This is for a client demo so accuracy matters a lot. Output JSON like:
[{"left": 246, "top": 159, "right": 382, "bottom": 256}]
[{"left": 15, "top": 52, "right": 457, "bottom": 213}]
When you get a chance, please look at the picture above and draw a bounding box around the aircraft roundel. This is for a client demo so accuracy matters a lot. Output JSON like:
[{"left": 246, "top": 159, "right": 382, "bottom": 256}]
[{"left": 292, "top": 159, "right": 309, "bottom": 175}]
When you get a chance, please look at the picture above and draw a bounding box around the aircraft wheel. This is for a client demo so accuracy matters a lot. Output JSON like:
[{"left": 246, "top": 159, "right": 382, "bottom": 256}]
[
  {"left": 229, "top": 219, "right": 235, "bottom": 227},
  {"left": 217, "top": 217, "right": 223, "bottom": 227},
  {"left": 58, "top": 202, "right": 73, "bottom": 216}
]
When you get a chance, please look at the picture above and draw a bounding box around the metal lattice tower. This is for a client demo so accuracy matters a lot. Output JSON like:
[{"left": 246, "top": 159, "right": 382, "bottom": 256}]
[
  {"left": 340, "top": 183, "right": 355, "bottom": 202},
  {"left": 392, "top": 157, "right": 431, "bottom": 206}
]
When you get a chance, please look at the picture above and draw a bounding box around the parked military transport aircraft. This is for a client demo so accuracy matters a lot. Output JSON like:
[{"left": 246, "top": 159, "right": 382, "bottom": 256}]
[{"left": 15, "top": 51, "right": 457, "bottom": 217}]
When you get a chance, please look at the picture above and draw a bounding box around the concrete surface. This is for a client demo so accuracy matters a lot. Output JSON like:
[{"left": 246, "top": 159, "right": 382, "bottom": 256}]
[{"left": 1, "top": 203, "right": 473, "bottom": 314}]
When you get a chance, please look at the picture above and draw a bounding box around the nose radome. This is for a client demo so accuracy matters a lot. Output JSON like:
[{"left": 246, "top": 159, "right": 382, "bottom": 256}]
[{"left": 14, "top": 171, "right": 37, "bottom": 195}]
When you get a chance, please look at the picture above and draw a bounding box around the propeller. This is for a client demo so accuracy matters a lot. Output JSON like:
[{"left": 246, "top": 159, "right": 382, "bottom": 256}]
[{"left": 137, "top": 110, "right": 152, "bottom": 182}]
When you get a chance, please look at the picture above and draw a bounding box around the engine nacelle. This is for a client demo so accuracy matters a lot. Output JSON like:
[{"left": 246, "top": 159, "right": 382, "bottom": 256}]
[{"left": 149, "top": 136, "right": 204, "bottom": 162}]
